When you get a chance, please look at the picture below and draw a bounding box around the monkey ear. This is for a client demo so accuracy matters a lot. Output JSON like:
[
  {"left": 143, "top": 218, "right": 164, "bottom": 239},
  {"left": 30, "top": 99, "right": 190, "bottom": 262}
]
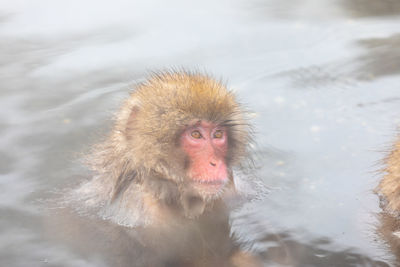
[{"left": 124, "top": 100, "right": 140, "bottom": 140}]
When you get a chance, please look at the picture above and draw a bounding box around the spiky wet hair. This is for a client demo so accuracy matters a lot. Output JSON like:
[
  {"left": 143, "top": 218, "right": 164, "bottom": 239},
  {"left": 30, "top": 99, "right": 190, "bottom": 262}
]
[
  {"left": 87, "top": 71, "right": 252, "bottom": 201},
  {"left": 378, "top": 138, "right": 400, "bottom": 215}
]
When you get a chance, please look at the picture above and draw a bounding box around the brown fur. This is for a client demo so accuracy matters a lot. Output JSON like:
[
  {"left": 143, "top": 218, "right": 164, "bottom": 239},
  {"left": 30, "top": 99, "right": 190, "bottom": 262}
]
[
  {"left": 376, "top": 137, "right": 400, "bottom": 263},
  {"left": 377, "top": 138, "right": 400, "bottom": 215},
  {"left": 77, "top": 71, "right": 253, "bottom": 225}
]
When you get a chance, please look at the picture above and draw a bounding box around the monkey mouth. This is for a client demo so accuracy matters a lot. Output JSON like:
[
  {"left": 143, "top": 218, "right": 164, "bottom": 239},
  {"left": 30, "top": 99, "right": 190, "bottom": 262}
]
[{"left": 190, "top": 178, "right": 228, "bottom": 196}]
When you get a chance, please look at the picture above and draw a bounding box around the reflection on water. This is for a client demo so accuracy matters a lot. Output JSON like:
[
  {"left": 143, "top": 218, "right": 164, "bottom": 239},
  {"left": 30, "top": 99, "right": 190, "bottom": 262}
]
[
  {"left": 342, "top": 0, "right": 400, "bottom": 17},
  {"left": 356, "top": 34, "right": 400, "bottom": 80},
  {"left": 1, "top": 0, "right": 400, "bottom": 266},
  {"left": 276, "top": 32, "right": 400, "bottom": 90},
  {"left": 259, "top": 233, "right": 389, "bottom": 266}
]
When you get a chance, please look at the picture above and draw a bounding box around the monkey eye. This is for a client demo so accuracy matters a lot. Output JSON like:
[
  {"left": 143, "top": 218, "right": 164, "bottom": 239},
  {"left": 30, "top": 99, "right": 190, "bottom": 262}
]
[
  {"left": 213, "top": 130, "right": 223, "bottom": 139},
  {"left": 191, "top": 130, "right": 202, "bottom": 139}
]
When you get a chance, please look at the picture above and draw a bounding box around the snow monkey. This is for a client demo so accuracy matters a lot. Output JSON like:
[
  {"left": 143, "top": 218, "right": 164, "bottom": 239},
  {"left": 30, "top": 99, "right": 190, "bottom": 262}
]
[
  {"left": 378, "top": 139, "right": 400, "bottom": 215},
  {"left": 377, "top": 138, "right": 400, "bottom": 261},
  {"left": 75, "top": 71, "right": 261, "bottom": 266}
]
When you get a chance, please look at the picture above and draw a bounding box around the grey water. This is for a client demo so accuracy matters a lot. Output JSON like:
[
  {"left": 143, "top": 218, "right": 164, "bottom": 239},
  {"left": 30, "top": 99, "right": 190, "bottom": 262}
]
[{"left": 1, "top": 0, "right": 400, "bottom": 266}]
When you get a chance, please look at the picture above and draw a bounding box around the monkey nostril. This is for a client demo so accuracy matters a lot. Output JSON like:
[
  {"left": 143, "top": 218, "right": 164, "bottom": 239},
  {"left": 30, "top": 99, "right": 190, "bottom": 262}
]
[{"left": 210, "top": 162, "right": 216, "bottom": 167}]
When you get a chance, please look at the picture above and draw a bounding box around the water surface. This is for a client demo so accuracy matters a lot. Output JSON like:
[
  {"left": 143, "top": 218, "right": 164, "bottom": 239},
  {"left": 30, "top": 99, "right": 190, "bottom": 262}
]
[{"left": 1, "top": 0, "right": 400, "bottom": 266}]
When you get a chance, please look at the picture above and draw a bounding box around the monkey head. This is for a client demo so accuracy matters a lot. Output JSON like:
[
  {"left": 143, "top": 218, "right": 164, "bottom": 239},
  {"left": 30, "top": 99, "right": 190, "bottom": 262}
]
[{"left": 89, "top": 72, "right": 252, "bottom": 218}]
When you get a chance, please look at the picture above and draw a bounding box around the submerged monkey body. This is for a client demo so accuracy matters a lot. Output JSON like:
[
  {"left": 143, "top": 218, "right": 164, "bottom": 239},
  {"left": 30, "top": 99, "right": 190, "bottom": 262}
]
[{"left": 77, "top": 72, "right": 252, "bottom": 226}]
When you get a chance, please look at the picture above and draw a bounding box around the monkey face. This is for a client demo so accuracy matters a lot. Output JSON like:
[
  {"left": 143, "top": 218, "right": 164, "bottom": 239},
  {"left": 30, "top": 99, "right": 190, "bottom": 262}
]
[{"left": 181, "top": 120, "right": 229, "bottom": 197}]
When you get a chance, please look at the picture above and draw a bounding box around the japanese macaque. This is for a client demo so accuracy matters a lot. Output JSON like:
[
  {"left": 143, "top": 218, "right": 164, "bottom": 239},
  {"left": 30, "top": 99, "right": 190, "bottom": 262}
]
[
  {"left": 378, "top": 139, "right": 400, "bottom": 215},
  {"left": 377, "top": 138, "right": 400, "bottom": 261},
  {"left": 71, "top": 71, "right": 260, "bottom": 266}
]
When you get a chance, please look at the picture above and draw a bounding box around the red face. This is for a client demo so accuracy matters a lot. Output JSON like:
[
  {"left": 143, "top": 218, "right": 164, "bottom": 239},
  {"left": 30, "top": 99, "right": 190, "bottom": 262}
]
[{"left": 181, "top": 121, "right": 229, "bottom": 196}]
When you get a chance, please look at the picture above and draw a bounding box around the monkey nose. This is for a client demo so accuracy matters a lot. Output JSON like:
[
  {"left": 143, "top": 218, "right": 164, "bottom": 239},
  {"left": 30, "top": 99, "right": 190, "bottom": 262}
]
[{"left": 209, "top": 162, "right": 216, "bottom": 167}]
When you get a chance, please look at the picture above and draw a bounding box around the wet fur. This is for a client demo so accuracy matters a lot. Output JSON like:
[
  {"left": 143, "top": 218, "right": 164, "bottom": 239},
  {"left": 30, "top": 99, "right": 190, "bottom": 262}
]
[
  {"left": 377, "top": 138, "right": 400, "bottom": 215},
  {"left": 376, "top": 137, "right": 400, "bottom": 264},
  {"left": 81, "top": 71, "right": 253, "bottom": 225}
]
